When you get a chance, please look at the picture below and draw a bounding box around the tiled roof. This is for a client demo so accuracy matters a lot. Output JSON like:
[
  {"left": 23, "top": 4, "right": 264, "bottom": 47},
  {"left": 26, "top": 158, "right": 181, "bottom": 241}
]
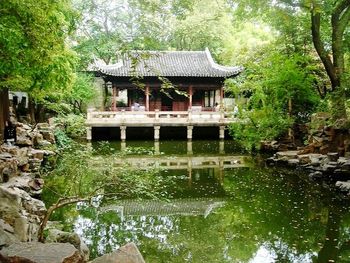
[{"left": 91, "top": 48, "right": 243, "bottom": 78}]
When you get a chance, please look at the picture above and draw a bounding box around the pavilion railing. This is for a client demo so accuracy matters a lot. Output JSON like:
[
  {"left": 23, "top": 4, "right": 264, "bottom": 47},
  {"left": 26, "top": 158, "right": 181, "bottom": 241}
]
[{"left": 86, "top": 109, "right": 236, "bottom": 125}]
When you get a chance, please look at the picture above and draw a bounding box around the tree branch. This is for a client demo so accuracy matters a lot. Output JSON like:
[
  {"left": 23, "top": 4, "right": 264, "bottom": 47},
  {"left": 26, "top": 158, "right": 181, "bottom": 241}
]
[
  {"left": 311, "top": 9, "right": 339, "bottom": 89},
  {"left": 333, "top": 0, "right": 350, "bottom": 18}
]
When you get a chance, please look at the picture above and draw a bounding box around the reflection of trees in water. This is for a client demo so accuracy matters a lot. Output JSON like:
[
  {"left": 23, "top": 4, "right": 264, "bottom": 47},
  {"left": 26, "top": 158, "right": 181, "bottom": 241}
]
[
  {"left": 71, "top": 166, "right": 350, "bottom": 262},
  {"left": 222, "top": 167, "right": 350, "bottom": 262}
]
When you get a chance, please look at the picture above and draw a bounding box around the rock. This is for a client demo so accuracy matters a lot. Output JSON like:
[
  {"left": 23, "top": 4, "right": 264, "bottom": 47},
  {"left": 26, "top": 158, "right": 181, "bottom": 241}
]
[
  {"left": 327, "top": 152, "right": 339, "bottom": 162},
  {"left": 275, "top": 151, "right": 299, "bottom": 159},
  {"left": 41, "top": 131, "right": 55, "bottom": 144},
  {"left": 33, "top": 133, "right": 44, "bottom": 146},
  {"left": 320, "top": 145, "right": 329, "bottom": 154},
  {"left": 0, "top": 219, "right": 14, "bottom": 234},
  {"left": 22, "top": 124, "right": 32, "bottom": 130},
  {"left": 28, "top": 178, "right": 44, "bottom": 192},
  {"left": 17, "top": 156, "right": 29, "bottom": 167},
  {"left": 16, "top": 127, "right": 33, "bottom": 147},
  {"left": 266, "top": 157, "right": 276, "bottom": 166},
  {"left": 336, "top": 180, "right": 350, "bottom": 193},
  {"left": 309, "top": 171, "right": 323, "bottom": 180},
  {"left": 0, "top": 226, "right": 18, "bottom": 247},
  {"left": 80, "top": 240, "right": 90, "bottom": 262},
  {"left": 16, "top": 137, "right": 32, "bottom": 147},
  {"left": 0, "top": 186, "right": 22, "bottom": 225},
  {"left": 0, "top": 153, "right": 13, "bottom": 160},
  {"left": 28, "top": 159, "right": 42, "bottom": 172},
  {"left": 298, "top": 154, "right": 312, "bottom": 164},
  {"left": 0, "top": 182, "right": 46, "bottom": 242},
  {"left": 0, "top": 159, "right": 18, "bottom": 182},
  {"left": 298, "top": 145, "right": 315, "bottom": 154},
  {"left": 322, "top": 164, "right": 337, "bottom": 173},
  {"left": 90, "top": 242, "right": 145, "bottom": 263},
  {"left": 30, "top": 150, "right": 45, "bottom": 161},
  {"left": 287, "top": 159, "right": 299, "bottom": 166},
  {"left": 36, "top": 123, "right": 49, "bottom": 130},
  {"left": 1, "top": 242, "right": 83, "bottom": 263},
  {"left": 14, "top": 216, "right": 29, "bottom": 242},
  {"left": 47, "top": 229, "right": 81, "bottom": 250},
  {"left": 43, "top": 150, "right": 56, "bottom": 156},
  {"left": 46, "top": 229, "right": 89, "bottom": 262},
  {"left": 37, "top": 140, "right": 52, "bottom": 147}
]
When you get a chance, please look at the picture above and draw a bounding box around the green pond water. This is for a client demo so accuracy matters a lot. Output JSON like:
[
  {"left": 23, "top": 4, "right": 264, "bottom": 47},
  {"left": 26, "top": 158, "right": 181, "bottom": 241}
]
[{"left": 45, "top": 140, "right": 350, "bottom": 262}]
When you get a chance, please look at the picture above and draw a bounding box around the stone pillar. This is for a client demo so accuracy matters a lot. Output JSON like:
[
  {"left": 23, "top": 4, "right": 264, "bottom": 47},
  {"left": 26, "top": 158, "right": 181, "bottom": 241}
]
[
  {"left": 187, "top": 140, "right": 193, "bottom": 155},
  {"left": 120, "top": 126, "right": 127, "bottom": 141},
  {"left": 154, "top": 126, "right": 160, "bottom": 141},
  {"left": 188, "top": 158, "right": 192, "bottom": 187},
  {"left": 154, "top": 141, "right": 160, "bottom": 155},
  {"left": 145, "top": 86, "right": 150, "bottom": 111},
  {"left": 219, "top": 126, "right": 225, "bottom": 140},
  {"left": 187, "top": 126, "right": 193, "bottom": 141},
  {"left": 188, "top": 85, "right": 193, "bottom": 109},
  {"left": 219, "top": 140, "right": 225, "bottom": 154},
  {"left": 121, "top": 141, "right": 126, "bottom": 151},
  {"left": 86, "top": 126, "right": 92, "bottom": 141}
]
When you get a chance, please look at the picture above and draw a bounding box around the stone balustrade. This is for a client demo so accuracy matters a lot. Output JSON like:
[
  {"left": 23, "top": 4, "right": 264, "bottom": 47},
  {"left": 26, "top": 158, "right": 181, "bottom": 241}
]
[{"left": 86, "top": 110, "right": 238, "bottom": 141}]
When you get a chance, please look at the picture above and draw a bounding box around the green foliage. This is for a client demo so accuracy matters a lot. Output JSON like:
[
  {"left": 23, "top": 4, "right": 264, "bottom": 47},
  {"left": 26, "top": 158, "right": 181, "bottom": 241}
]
[
  {"left": 54, "top": 129, "right": 74, "bottom": 150},
  {"left": 227, "top": 49, "right": 320, "bottom": 150},
  {"left": 54, "top": 114, "right": 87, "bottom": 139},
  {"left": 230, "top": 107, "right": 293, "bottom": 151},
  {"left": 0, "top": 0, "right": 78, "bottom": 93}
]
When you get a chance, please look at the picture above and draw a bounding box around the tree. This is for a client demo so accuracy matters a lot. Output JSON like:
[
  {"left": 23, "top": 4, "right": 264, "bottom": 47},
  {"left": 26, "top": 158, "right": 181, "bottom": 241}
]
[
  {"left": 0, "top": 0, "right": 78, "bottom": 125},
  {"left": 233, "top": 0, "right": 350, "bottom": 118},
  {"left": 309, "top": 0, "right": 350, "bottom": 117}
]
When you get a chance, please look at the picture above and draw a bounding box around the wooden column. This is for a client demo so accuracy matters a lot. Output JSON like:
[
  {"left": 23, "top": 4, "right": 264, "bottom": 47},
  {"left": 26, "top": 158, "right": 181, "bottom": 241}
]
[
  {"left": 145, "top": 86, "right": 150, "bottom": 111},
  {"left": 188, "top": 85, "right": 193, "bottom": 110},
  {"left": 112, "top": 85, "right": 117, "bottom": 112},
  {"left": 220, "top": 86, "right": 224, "bottom": 110}
]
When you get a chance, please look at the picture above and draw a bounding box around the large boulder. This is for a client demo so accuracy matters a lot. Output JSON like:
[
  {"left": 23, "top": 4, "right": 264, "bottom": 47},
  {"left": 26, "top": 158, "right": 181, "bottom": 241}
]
[
  {"left": 90, "top": 243, "right": 145, "bottom": 263},
  {"left": 0, "top": 220, "right": 18, "bottom": 247},
  {"left": 0, "top": 180, "right": 46, "bottom": 242},
  {"left": 46, "top": 229, "right": 89, "bottom": 262},
  {"left": 1, "top": 242, "right": 83, "bottom": 263}
]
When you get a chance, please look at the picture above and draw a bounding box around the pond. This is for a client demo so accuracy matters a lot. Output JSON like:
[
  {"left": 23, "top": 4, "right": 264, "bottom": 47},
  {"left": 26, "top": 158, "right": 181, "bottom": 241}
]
[{"left": 44, "top": 140, "right": 350, "bottom": 262}]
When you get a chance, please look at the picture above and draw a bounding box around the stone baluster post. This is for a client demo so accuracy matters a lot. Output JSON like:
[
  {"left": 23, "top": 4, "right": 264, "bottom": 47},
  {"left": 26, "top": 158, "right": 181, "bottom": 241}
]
[
  {"left": 120, "top": 126, "right": 127, "bottom": 141},
  {"left": 187, "top": 126, "right": 193, "bottom": 141},
  {"left": 86, "top": 127, "right": 92, "bottom": 141},
  {"left": 154, "top": 126, "right": 160, "bottom": 141},
  {"left": 219, "top": 126, "right": 225, "bottom": 140}
]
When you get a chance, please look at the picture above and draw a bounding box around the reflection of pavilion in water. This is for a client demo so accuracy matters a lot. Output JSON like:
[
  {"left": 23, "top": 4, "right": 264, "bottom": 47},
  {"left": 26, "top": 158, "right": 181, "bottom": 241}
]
[
  {"left": 95, "top": 141, "right": 247, "bottom": 220},
  {"left": 98, "top": 142, "right": 246, "bottom": 184},
  {"left": 99, "top": 198, "right": 226, "bottom": 220}
]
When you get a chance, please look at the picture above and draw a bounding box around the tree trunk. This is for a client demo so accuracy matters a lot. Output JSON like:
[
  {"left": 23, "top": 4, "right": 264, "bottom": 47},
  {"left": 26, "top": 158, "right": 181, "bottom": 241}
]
[
  {"left": 28, "top": 97, "right": 36, "bottom": 124},
  {"left": 0, "top": 88, "right": 10, "bottom": 142},
  {"left": 38, "top": 196, "right": 90, "bottom": 242},
  {"left": 310, "top": 2, "right": 350, "bottom": 119}
]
